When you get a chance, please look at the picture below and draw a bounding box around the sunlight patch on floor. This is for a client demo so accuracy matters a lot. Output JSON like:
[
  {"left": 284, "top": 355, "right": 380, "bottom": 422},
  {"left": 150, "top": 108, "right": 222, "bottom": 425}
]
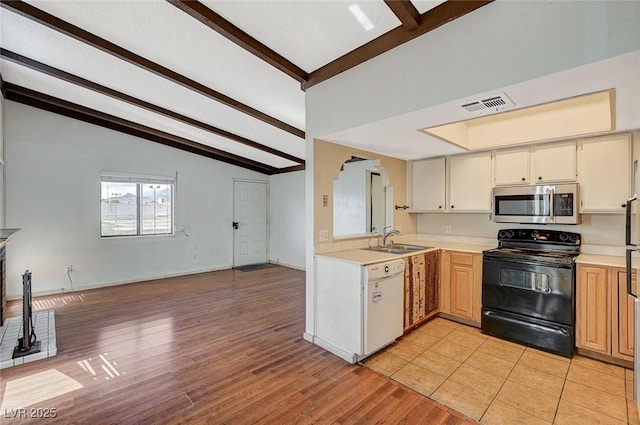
[{"left": 0, "top": 369, "right": 83, "bottom": 411}]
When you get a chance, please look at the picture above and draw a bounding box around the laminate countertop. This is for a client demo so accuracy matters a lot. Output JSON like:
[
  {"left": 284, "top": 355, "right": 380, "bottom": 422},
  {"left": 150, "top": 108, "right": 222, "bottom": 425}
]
[{"left": 315, "top": 239, "right": 495, "bottom": 266}]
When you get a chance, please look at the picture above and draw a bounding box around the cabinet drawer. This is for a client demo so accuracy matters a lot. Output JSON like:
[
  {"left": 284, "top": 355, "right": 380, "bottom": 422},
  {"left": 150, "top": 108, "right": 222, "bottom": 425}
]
[{"left": 451, "top": 252, "right": 474, "bottom": 266}]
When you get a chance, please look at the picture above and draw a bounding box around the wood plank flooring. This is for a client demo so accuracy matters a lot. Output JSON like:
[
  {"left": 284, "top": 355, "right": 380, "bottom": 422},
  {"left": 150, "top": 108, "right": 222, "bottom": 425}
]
[{"left": 0, "top": 266, "right": 476, "bottom": 424}]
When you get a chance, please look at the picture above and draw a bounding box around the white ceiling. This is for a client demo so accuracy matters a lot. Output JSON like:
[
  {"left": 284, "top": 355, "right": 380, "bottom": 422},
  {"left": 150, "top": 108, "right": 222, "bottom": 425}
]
[
  {"left": 204, "top": 0, "right": 402, "bottom": 73},
  {"left": 1, "top": 0, "right": 474, "bottom": 173}
]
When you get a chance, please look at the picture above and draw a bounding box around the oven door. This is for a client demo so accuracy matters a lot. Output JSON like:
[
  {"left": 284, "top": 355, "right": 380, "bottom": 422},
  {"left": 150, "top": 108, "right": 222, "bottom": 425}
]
[{"left": 482, "top": 255, "right": 574, "bottom": 325}]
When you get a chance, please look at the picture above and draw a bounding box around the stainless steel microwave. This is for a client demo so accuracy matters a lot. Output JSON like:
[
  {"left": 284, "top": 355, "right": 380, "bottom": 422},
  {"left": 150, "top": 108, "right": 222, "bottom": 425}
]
[{"left": 493, "top": 183, "right": 581, "bottom": 224}]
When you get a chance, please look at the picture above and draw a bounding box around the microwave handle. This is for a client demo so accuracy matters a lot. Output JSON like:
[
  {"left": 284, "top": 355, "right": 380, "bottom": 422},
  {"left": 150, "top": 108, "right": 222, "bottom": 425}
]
[{"left": 549, "top": 189, "right": 555, "bottom": 220}]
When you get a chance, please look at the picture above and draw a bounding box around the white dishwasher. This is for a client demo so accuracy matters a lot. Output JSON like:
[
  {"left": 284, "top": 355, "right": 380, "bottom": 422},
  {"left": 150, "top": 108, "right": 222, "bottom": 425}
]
[
  {"left": 314, "top": 256, "right": 405, "bottom": 363},
  {"left": 363, "top": 259, "right": 405, "bottom": 356}
]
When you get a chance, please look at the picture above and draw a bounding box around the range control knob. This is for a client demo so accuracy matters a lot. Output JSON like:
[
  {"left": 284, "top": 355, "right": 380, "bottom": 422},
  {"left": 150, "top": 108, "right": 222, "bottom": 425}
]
[
  {"left": 559, "top": 233, "right": 569, "bottom": 241},
  {"left": 507, "top": 230, "right": 515, "bottom": 238},
  {"left": 569, "top": 234, "right": 578, "bottom": 243},
  {"left": 531, "top": 230, "right": 539, "bottom": 239},
  {"left": 498, "top": 230, "right": 507, "bottom": 239}
]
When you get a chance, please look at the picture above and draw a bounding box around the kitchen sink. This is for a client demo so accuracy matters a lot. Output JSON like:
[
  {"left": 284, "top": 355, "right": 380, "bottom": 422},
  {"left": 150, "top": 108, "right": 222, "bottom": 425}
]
[{"left": 364, "top": 244, "right": 433, "bottom": 254}]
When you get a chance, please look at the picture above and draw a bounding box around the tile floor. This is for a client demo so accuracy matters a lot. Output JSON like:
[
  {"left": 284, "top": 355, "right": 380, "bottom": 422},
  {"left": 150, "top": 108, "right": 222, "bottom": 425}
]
[
  {"left": 363, "top": 317, "right": 640, "bottom": 425},
  {"left": 0, "top": 311, "right": 57, "bottom": 369}
]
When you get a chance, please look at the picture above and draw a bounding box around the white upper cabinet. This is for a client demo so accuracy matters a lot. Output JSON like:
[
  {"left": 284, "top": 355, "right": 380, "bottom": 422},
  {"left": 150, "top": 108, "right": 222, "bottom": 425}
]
[
  {"left": 448, "top": 152, "right": 492, "bottom": 212},
  {"left": 530, "top": 141, "right": 577, "bottom": 183},
  {"left": 410, "top": 157, "right": 445, "bottom": 211},
  {"left": 578, "top": 133, "right": 631, "bottom": 213},
  {"left": 493, "top": 147, "right": 530, "bottom": 186}
]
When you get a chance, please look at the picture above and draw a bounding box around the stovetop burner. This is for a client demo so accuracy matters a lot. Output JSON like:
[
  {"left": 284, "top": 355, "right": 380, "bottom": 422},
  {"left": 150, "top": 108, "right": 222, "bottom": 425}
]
[{"left": 484, "top": 228, "right": 581, "bottom": 265}]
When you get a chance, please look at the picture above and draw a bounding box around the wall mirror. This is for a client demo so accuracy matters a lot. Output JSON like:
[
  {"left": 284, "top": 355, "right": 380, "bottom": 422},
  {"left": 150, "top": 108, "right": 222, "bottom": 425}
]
[{"left": 333, "top": 157, "right": 393, "bottom": 238}]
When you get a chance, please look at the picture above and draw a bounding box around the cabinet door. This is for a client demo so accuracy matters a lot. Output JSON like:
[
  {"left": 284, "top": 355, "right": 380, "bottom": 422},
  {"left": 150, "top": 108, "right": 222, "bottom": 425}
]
[
  {"left": 411, "top": 158, "right": 445, "bottom": 211},
  {"left": 494, "top": 148, "right": 530, "bottom": 186},
  {"left": 404, "top": 254, "right": 425, "bottom": 330},
  {"left": 448, "top": 152, "right": 492, "bottom": 212},
  {"left": 613, "top": 269, "right": 636, "bottom": 360},
  {"left": 578, "top": 134, "right": 630, "bottom": 213},
  {"left": 530, "top": 141, "right": 576, "bottom": 183},
  {"left": 576, "top": 265, "right": 611, "bottom": 354},
  {"left": 449, "top": 252, "right": 475, "bottom": 320},
  {"left": 424, "top": 250, "right": 440, "bottom": 316}
]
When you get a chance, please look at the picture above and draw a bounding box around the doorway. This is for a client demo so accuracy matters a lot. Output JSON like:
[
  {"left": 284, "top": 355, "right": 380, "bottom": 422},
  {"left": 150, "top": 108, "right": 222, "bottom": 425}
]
[{"left": 233, "top": 180, "right": 268, "bottom": 267}]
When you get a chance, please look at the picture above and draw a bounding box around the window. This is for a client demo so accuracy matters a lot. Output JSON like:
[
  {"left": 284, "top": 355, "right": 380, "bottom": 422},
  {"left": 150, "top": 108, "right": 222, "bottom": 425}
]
[{"left": 100, "top": 173, "right": 174, "bottom": 237}]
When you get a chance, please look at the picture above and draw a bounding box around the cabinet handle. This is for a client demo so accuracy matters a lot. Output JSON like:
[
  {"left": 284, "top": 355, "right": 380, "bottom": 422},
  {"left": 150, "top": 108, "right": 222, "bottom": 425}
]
[
  {"left": 438, "top": 205, "right": 442, "bottom": 209},
  {"left": 521, "top": 177, "right": 526, "bottom": 181},
  {"left": 451, "top": 205, "right": 454, "bottom": 209},
  {"left": 538, "top": 176, "right": 542, "bottom": 180},
  {"left": 622, "top": 203, "right": 627, "bottom": 208}
]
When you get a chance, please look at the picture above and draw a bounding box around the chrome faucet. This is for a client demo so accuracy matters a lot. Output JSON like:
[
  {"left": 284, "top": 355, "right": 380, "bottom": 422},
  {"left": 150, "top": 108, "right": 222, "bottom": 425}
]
[{"left": 382, "top": 227, "right": 401, "bottom": 246}]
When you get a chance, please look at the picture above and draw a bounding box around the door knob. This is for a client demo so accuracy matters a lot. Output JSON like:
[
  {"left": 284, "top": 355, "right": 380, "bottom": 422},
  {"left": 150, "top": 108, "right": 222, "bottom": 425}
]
[{"left": 232, "top": 221, "right": 239, "bottom": 229}]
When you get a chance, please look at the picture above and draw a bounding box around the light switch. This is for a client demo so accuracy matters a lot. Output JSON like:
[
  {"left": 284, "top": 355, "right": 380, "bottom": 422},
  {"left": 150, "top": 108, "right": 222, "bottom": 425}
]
[
  {"left": 322, "top": 195, "right": 328, "bottom": 207},
  {"left": 319, "top": 229, "right": 329, "bottom": 241}
]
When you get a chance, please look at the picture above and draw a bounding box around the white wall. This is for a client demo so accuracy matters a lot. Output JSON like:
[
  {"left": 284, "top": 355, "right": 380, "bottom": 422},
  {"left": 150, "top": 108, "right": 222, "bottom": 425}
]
[
  {"left": 269, "top": 171, "right": 305, "bottom": 270},
  {"left": 306, "top": 1, "right": 640, "bottom": 138},
  {"left": 417, "top": 213, "right": 625, "bottom": 248},
  {"left": 4, "top": 101, "right": 270, "bottom": 298}
]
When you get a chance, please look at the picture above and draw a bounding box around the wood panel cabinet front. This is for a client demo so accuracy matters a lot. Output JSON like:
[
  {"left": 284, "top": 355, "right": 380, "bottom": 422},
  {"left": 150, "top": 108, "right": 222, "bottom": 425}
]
[
  {"left": 576, "top": 265, "right": 611, "bottom": 354},
  {"left": 404, "top": 251, "right": 439, "bottom": 331},
  {"left": 613, "top": 269, "right": 636, "bottom": 360},
  {"left": 440, "top": 251, "right": 482, "bottom": 324},
  {"left": 576, "top": 265, "right": 636, "bottom": 363}
]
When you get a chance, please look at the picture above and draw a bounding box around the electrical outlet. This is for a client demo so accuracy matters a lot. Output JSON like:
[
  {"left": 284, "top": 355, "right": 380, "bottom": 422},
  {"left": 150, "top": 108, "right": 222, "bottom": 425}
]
[
  {"left": 65, "top": 265, "right": 73, "bottom": 273},
  {"left": 319, "top": 229, "right": 329, "bottom": 241},
  {"left": 445, "top": 225, "right": 452, "bottom": 234}
]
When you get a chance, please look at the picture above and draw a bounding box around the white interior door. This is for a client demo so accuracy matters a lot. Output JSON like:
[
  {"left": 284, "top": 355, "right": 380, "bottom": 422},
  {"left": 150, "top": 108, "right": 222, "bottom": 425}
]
[{"left": 233, "top": 181, "right": 268, "bottom": 267}]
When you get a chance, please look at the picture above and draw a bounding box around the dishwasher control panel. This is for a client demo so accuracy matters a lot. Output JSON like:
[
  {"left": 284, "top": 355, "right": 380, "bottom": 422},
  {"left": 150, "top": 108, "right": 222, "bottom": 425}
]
[{"left": 366, "top": 259, "right": 405, "bottom": 280}]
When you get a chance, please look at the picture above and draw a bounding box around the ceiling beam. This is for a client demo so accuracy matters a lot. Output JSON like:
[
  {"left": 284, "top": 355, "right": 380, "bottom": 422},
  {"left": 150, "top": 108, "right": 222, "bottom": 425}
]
[
  {"left": 384, "top": 1, "right": 420, "bottom": 30},
  {"left": 0, "top": 0, "right": 305, "bottom": 139},
  {"left": 271, "top": 164, "right": 305, "bottom": 174},
  {"left": 304, "top": 0, "right": 494, "bottom": 90},
  {"left": 3, "top": 83, "right": 279, "bottom": 175},
  {"left": 0, "top": 49, "right": 304, "bottom": 166},
  {"left": 167, "top": 0, "right": 308, "bottom": 85}
]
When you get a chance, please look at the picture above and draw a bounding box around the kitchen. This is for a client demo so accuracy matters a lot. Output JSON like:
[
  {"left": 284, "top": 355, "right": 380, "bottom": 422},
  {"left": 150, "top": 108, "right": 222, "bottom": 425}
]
[
  {"left": 1, "top": 1, "right": 639, "bottom": 424},
  {"left": 308, "top": 125, "right": 639, "bottom": 421},
  {"left": 305, "top": 32, "right": 640, "bottom": 423}
]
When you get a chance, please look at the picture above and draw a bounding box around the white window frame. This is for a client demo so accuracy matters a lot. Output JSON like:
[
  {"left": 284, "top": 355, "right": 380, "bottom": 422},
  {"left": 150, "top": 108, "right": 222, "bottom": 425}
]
[{"left": 100, "top": 172, "right": 175, "bottom": 238}]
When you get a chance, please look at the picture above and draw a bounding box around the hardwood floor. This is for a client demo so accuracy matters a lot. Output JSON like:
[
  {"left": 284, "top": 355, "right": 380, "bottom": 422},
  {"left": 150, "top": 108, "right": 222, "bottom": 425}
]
[{"left": 1, "top": 266, "right": 475, "bottom": 424}]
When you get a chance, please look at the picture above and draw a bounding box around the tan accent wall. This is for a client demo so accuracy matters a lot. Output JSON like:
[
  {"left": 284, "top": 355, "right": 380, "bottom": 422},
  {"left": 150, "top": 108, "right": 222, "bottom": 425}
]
[{"left": 314, "top": 139, "right": 416, "bottom": 245}]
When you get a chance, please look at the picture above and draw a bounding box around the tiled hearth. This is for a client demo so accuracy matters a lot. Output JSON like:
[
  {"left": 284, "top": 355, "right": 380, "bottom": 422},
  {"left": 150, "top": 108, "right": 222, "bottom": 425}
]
[
  {"left": 0, "top": 311, "right": 57, "bottom": 369},
  {"left": 364, "top": 318, "right": 640, "bottom": 425}
]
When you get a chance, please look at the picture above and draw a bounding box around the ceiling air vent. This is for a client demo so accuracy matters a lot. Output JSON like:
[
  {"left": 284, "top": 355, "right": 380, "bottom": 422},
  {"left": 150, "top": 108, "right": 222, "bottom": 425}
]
[{"left": 459, "top": 93, "right": 515, "bottom": 114}]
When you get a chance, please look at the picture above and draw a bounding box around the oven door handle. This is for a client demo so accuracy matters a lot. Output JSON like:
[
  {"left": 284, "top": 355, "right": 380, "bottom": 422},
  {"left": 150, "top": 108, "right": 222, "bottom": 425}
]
[
  {"left": 549, "top": 188, "right": 555, "bottom": 221},
  {"left": 484, "top": 256, "right": 572, "bottom": 269}
]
